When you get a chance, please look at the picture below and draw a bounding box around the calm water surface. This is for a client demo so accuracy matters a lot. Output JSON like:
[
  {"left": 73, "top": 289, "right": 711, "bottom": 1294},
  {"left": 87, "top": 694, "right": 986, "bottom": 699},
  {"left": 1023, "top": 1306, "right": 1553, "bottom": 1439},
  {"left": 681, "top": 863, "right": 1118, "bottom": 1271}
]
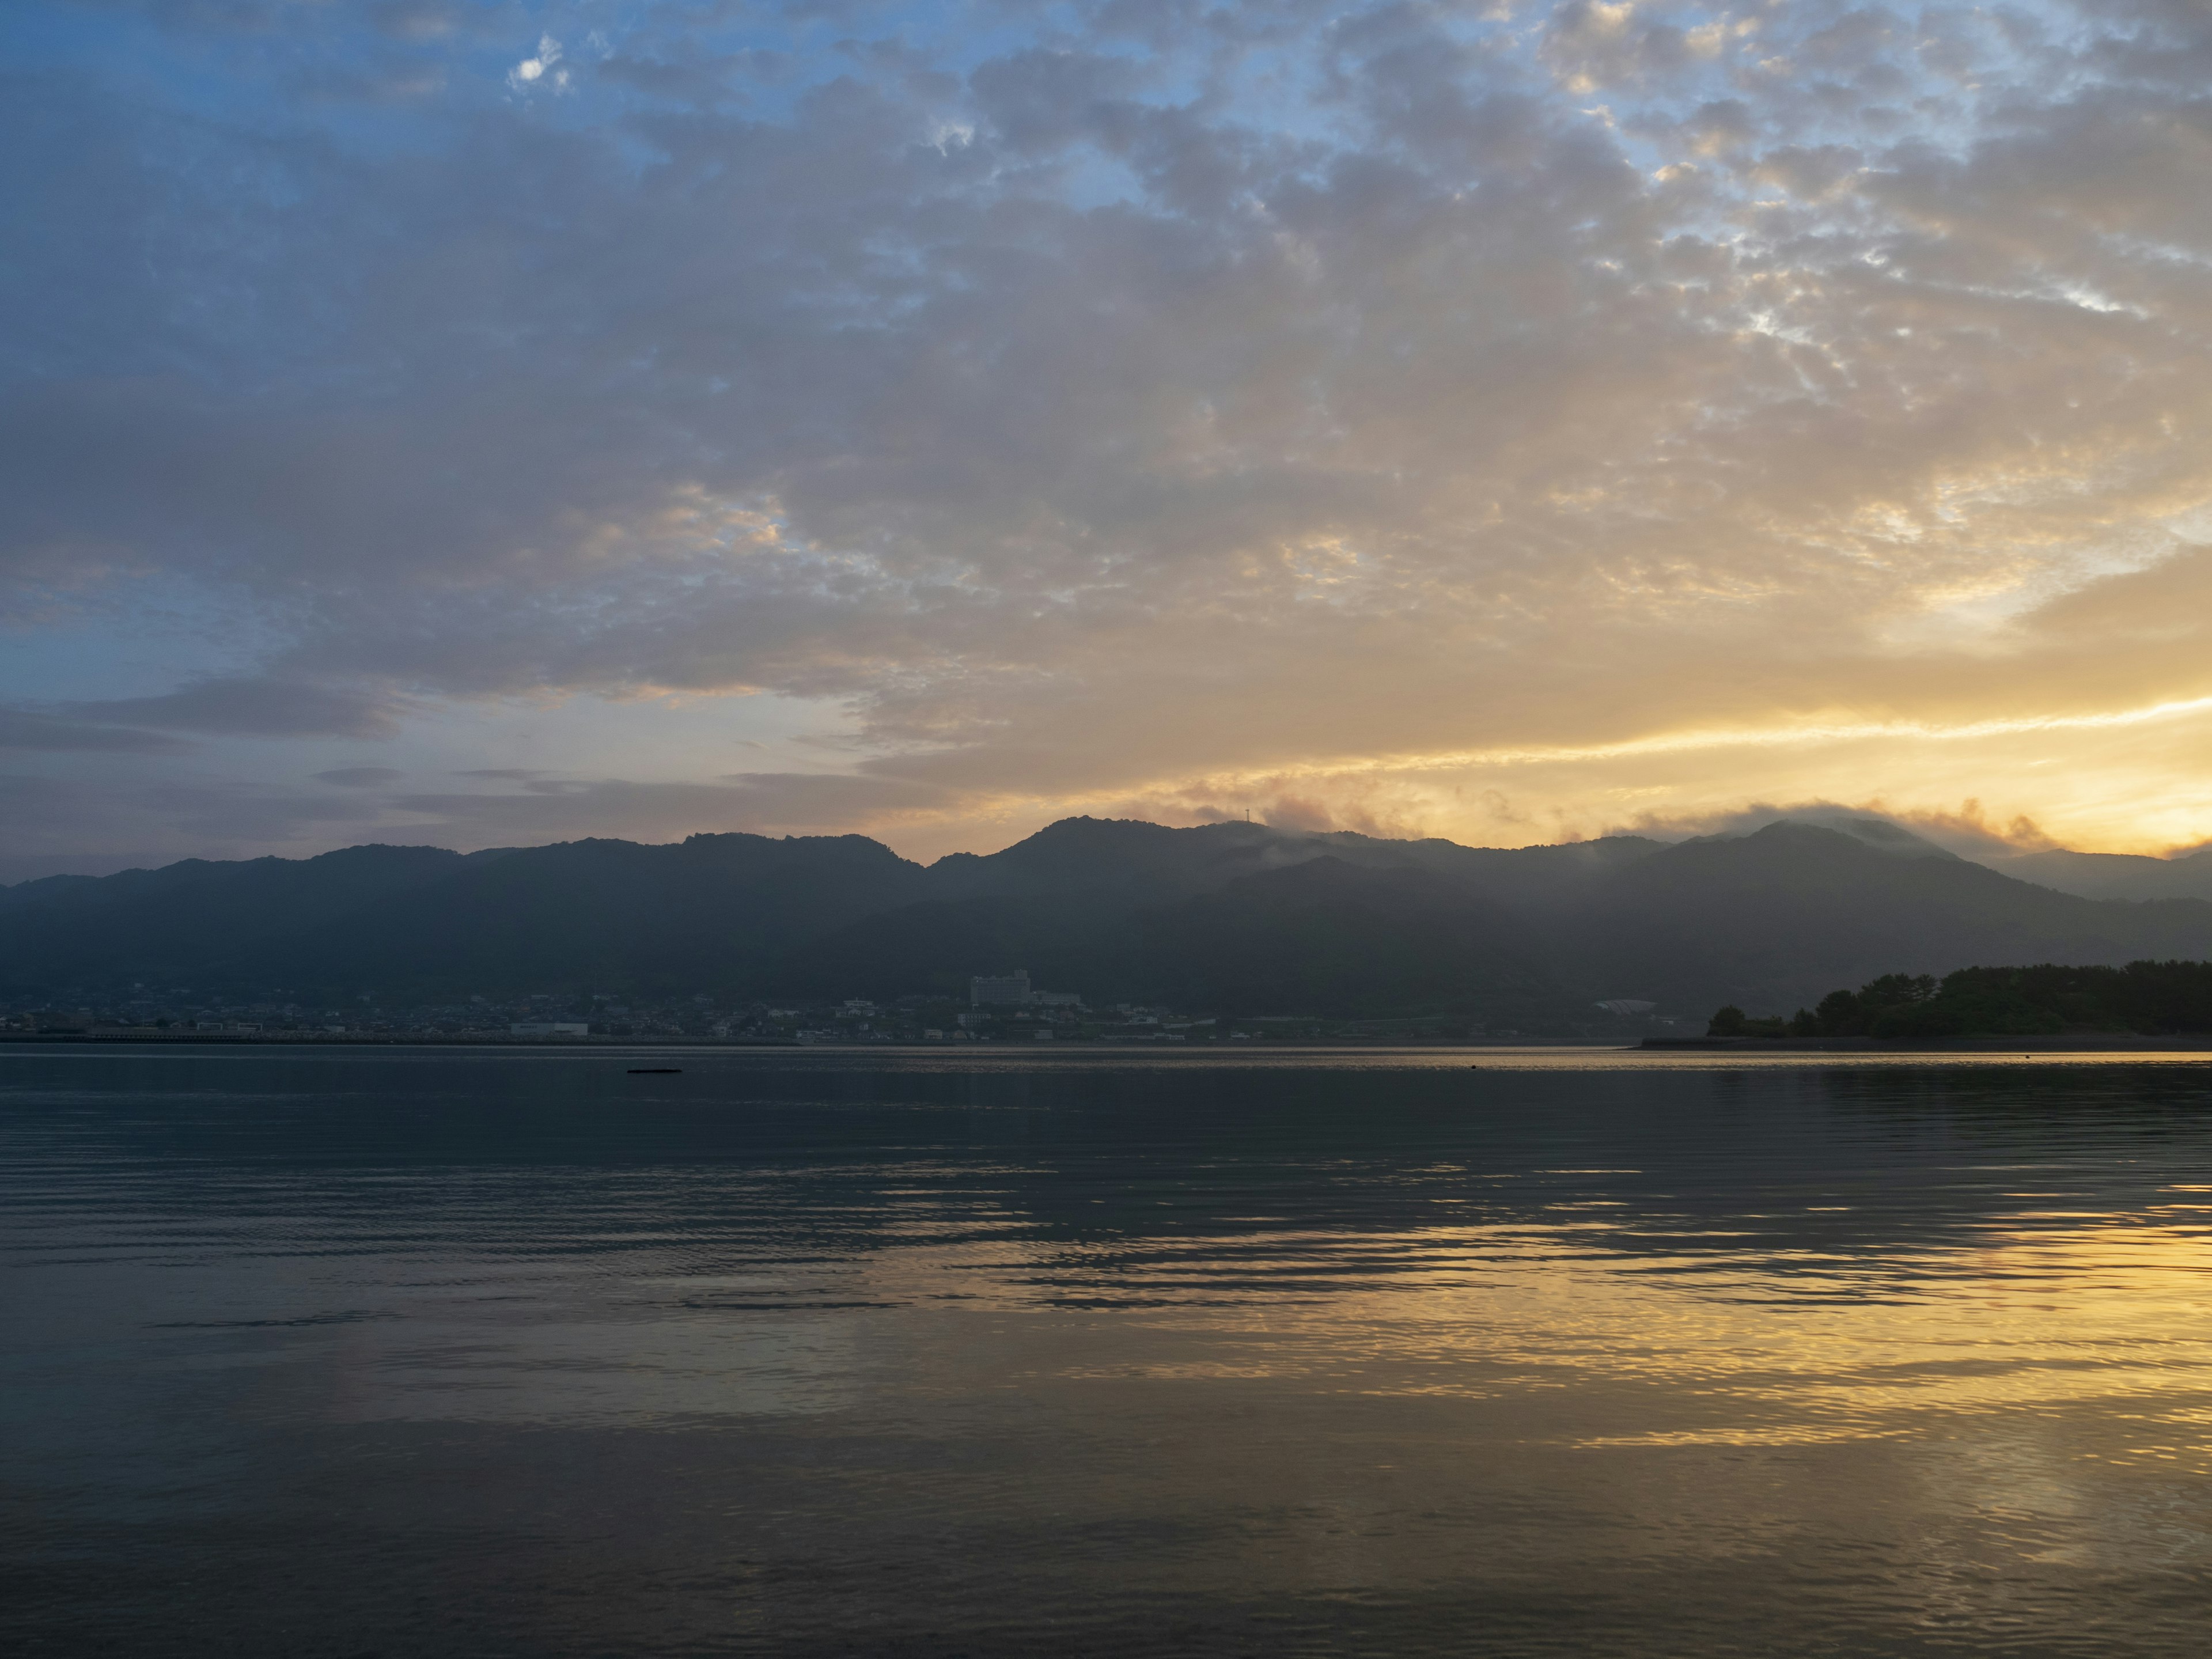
[{"left": 6, "top": 1045, "right": 2212, "bottom": 1656}]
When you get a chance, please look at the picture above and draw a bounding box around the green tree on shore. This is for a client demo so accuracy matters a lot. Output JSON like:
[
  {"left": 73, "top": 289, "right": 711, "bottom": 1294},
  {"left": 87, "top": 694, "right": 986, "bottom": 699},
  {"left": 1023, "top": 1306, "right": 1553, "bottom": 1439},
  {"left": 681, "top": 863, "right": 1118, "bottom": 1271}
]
[{"left": 1711, "top": 961, "right": 2212, "bottom": 1039}]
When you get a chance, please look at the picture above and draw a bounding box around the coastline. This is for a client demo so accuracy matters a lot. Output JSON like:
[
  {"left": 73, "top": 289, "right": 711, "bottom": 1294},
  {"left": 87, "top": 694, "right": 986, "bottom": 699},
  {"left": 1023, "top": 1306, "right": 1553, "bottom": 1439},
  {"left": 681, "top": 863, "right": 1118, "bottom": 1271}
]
[
  {"left": 7, "top": 1032, "right": 2212, "bottom": 1055},
  {"left": 1639, "top": 1034, "right": 2212, "bottom": 1053}
]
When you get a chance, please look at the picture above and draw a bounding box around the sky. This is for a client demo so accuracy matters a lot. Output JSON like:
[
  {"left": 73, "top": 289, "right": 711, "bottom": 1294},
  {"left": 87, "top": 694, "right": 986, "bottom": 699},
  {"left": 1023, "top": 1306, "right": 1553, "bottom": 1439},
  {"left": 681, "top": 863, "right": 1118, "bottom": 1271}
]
[{"left": 6, "top": 0, "right": 2212, "bottom": 880}]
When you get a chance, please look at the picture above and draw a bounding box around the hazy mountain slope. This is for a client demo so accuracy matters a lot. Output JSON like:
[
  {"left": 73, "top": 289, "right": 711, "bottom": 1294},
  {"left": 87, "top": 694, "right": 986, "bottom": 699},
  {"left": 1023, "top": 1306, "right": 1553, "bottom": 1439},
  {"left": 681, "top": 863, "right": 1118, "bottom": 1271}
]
[
  {"left": 1742, "top": 812, "right": 1962, "bottom": 861},
  {"left": 0, "top": 872, "right": 104, "bottom": 911},
  {"left": 778, "top": 894, "right": 1142, "bottom": 1003},
  {"left": 921, "top": 815, "right": 1667, "bottom": 910},
  {"left": 1, "top": 834, "right": 930, "bottom": 1001},
  {"left": 1562, "top": 822, "right": 2212, "bottom": 1014},
  {"left": 0, "top": 844, "right": 472, "bottom": 993},
  {"left": 789, "top": 857, "right": 1564, "bottom": 1017},
  {"left": 1987, "top": 847, "right": 2212, "bottom": 903},
  {"left": 9, "top": 817, "right": 2212, "bottom": 1017},
  {"left": 921, "top": 817, "right": 1295, "bottom": 902},
  {"left": 254, "top": 832, "right": 931, "bottom": 999},
  {"left": 1308, "top": 830, "right": 1668, "bottom": 904},
  {"left": 1130, "top": 858, "right": 1563, "bottom": 1017}
]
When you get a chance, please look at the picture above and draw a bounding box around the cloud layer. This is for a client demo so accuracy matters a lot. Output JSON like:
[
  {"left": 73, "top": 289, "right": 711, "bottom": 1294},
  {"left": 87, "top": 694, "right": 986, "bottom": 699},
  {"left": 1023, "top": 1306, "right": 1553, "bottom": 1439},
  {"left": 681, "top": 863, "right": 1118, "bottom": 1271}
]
[{"left": 7, "top": 0, "right": 2212, "bottom": 870}]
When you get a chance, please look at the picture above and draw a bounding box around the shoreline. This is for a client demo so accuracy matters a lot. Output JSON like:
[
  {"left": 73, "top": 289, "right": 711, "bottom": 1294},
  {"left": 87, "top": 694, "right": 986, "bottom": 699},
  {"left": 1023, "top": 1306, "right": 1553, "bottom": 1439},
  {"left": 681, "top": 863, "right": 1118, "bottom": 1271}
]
[
  {"left": 1638, "top": 1034, "right": 2212, "bottom": 1052},
  {"left": 6, "top": 1032, "right": 2212, "bottom": 1055}
]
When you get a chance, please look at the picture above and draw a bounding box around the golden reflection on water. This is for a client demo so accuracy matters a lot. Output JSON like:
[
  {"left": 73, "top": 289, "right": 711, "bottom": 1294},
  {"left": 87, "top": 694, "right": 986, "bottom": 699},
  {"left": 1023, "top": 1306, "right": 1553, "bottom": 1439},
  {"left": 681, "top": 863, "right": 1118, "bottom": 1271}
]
[
  {"left": 841, "top": 1213, "right": 2212, "bottom": 1476},
  {"left": 12, "top": 1046, "right": 2212, "bottom": 1655}
]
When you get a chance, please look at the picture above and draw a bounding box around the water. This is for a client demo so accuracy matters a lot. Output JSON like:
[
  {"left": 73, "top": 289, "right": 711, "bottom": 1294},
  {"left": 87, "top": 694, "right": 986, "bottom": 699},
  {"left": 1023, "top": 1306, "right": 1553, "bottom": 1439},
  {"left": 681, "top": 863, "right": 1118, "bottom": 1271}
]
[{"left": 6, "top": 1045, "right": 2212, "bottom": 1657}]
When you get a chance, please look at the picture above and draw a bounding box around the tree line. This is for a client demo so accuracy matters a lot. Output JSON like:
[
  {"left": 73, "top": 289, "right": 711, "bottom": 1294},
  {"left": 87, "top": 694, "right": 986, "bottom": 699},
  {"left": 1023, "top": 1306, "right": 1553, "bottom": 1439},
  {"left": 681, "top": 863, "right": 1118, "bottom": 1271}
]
[{"left": 1709, "top": 960, "right": 2212, "bottom": 1039}]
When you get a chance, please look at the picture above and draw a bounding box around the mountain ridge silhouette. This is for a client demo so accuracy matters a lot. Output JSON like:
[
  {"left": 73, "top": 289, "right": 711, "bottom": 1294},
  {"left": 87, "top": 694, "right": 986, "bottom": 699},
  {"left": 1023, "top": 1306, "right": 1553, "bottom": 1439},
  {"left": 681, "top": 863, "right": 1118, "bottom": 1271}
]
[{"left": 7, "top": 816, "right": 2210, "bottom": 1017}]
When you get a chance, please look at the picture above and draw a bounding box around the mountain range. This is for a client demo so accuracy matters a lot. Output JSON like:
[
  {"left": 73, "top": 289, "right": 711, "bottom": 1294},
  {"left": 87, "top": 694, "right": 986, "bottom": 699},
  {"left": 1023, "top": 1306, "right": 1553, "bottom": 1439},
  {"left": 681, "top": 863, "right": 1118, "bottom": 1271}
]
[
  {"left": 1980, "top": 846, "right": 2212, "bottom": 903},
  {"left": 6, "top": 816, "right": 2212, "bottom": 1021}
]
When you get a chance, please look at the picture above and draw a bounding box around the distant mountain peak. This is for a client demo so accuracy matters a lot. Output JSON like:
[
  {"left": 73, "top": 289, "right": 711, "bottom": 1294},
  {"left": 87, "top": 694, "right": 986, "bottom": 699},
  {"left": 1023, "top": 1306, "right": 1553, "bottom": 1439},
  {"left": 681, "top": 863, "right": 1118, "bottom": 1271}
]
[
  {"left": 11, "top": 813, "right": 2209, "bottom": 1020},
  {"left": 1694, "top": 814, "right": 1959, "bottom": 861}
]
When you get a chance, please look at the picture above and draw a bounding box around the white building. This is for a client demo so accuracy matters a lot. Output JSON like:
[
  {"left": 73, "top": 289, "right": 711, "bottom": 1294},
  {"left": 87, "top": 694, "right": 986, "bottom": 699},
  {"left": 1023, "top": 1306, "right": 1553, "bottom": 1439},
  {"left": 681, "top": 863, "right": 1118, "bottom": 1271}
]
[{"left": 970, "top": 970, "right": 1032, "bottom": 1006}]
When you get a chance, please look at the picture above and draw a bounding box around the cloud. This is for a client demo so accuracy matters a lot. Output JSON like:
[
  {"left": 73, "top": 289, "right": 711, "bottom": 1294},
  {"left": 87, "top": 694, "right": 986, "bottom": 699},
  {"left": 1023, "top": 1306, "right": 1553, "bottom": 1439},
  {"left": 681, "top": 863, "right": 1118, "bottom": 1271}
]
[
  {"left": 0, "top": 709, "right": 187, "bottom": 753},
  {"left": 312, "top": 766, "right": 405, "bottom": 787},
  {"left": 0, "top": 767, "right": 419, "bottom": 879},
  {"left": 7, "top": 1, "right": 2212, "bottom": 871},
  {"left": 367, "top": 1, "right": 454, "bottom": 43},
  {"left": 506, "top": 33, "right": 567, "bottom": 93},
  {"left": 65, "top": 680, "right": 403, "bottom": 738},
  {"left": 386, "top": 770, "right": 956, "bottom": 842},
  {"left": 1605, "top": 799, "right": 2062, "bottom": 860}
]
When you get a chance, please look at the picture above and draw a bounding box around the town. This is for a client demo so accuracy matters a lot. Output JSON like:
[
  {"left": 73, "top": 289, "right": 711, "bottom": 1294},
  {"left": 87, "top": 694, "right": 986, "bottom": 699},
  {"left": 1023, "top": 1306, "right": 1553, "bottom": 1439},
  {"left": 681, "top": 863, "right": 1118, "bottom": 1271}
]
[{"left": 0, "top": 965, "right": 1655, "bottom": 1045}]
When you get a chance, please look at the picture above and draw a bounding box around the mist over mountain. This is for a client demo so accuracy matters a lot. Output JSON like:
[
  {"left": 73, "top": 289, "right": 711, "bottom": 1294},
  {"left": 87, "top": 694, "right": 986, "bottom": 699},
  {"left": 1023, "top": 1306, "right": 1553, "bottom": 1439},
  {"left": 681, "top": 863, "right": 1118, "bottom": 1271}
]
[
  {"left": 1653, "top": 805, "right": 2212, "bottom": 905},
  {"left": 1976, "top": 847, "right": 2212, "bottom": 904},
  {"left": 6, "top": 817, "right": 2210, "bottom": 1021}
]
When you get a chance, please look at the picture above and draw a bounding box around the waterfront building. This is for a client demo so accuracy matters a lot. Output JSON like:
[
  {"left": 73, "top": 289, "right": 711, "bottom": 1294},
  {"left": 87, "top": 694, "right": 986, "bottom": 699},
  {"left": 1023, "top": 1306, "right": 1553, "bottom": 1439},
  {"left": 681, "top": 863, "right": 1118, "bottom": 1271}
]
[{"left": 970, "top": 970, "right": 1031, "bottom": 1006}]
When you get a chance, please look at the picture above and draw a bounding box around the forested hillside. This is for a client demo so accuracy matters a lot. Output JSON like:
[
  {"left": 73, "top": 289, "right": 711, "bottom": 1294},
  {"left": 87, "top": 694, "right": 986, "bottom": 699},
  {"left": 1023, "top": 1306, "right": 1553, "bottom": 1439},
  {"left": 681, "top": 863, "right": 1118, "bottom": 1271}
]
[{"left": 8, "top": 816, "right": 2211, "bottom": 1020}]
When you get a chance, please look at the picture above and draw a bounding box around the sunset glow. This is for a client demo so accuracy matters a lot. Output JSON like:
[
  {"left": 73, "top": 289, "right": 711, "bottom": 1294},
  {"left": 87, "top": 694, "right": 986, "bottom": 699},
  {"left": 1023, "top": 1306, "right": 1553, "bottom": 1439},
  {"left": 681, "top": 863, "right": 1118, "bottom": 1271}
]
[{"left": 8, "top": 1, "right": 2212, "bottom": 874}]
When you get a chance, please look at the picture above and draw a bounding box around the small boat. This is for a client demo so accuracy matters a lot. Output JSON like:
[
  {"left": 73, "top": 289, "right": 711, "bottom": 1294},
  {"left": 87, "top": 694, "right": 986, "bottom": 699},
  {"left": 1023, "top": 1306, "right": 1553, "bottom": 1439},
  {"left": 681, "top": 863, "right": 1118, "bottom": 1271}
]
[{"left": 627, "top": 1067, "right": 683, "bottom": 1074}]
